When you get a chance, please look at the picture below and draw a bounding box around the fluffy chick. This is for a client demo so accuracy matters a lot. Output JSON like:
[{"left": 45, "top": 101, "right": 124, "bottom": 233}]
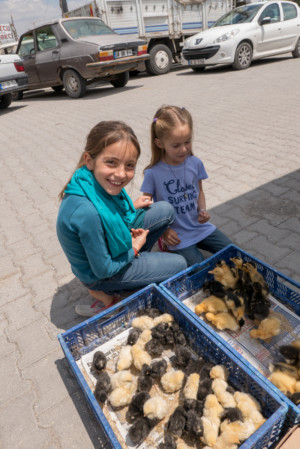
[
  {"left": 183, "top": 373, "right": 200, "bottom": 400},
  {"left": 203, "top": 394, "right": 224, "bottom": 423},
  {"left": 279, "top": 344, "right": 300, "bottom": 365},
  {"left": 128, "top": 417, "right": 153, "bottom": 445},
  {"left": 116, "top": 345, "right": 133, "bottom": 371},
  {"left": 185, "top": 409, "right": 203, "bottom": 437},
  {"left": 153, "top": 313, "right": 174, "bottom": 325},
  {"left": 167, "top": 406, "right": 187, "bottom": 437},
  {"left": 91, "top": 351, "right": 107, "bottom": 373},
  {"left": 234, "top": 391, "right": 261, "bottom": 412},
  {"left": 248, "top": 282, "right": 270, "bottom": 321},
  {"left": 243, "top": 262, "right": 269, "bottom": 295},
  {"left": 136, "top": 329, "right": 152, "bottom": 347},
  {"left": 143, "top": 395, "right": 168, "bottom": 420},
  {"left": 268, "top": 371, "right": 297, "bottom": 396},
  {"left": 132, "top": 343, "right": 152, "bottom": 370},
  {"left": 150, "top": 359, "right": 168, "bottom": 379},
  {"left": 132, "top": 315, "right": 154, "bottom": 330},
  {"left": 223, "top": 291, "right": 245, "bottom": 327},
  {"left": 137, "top": 307, "right": 161, "bottom": 318},
  {"left": 137, "top": 364, "right": 153, "bottom": 392},
  {"left": 109, "top": 382, "right": 136, "bottom": 408},
  {"left": 230, "top": 257, "right": 244, "bottom": 269},
  {"left": 94, "top": 371, "right": 112, "bottom": 404},
  {"left": 270, "top": 362, "right": 299, "bottom": 379},
  {"left": 220, "top": 418, "right": 256, "bottom": 443},
  {"left": 173, "top": 345, "right": 192, "bottom": 368},
  {"left": 205, "top": 312, "right": 240, "bottom": 332},
  {"left": 203, "top": 279, "right": 226, "bottom": 298},
  {"left": 184, "top": 356, "right": 205, "bottom": 376},
  {"left": 127, "top": 391, "right": 150, "bottom": 422},
  {"left": 126, "top": 328, "right": 142, "bottom": 345},
  {"left": 158, "top": 434, "right": 177, "bottom": 449},
  {"left": 197, "top": 378, "right": 213, "bottom": 400},
  {"left": 161, "top": 370, "right": 185, "bottom": 393},
  {"left": 195, "top": 296, "right": 228, "bottom": 315},
  {"left": 209, "top": 264, "right": 237, "bottom": 290},
  {"left": 110, "top": 370, "right": 134, "bottom": 390},
  {"left": 250, "top": 316, "right": 281, "bottom": 341},
  {"left": 290, "top": 392, "right": 300, "bottom": 405},
  {"left": 220, "top": 407, "right": 243, "bottom": 423},
  {"left": 212, "top": 379, "right": 236, "bottom": 408},
  {"left": 201, "top": 416, "right": 220, "bottom": 447},
  {"left": 145, "top": 338, "right": 165, "bottom": 357},
  {"left": 210, "top": 365, "right": 228, "bottom": 381}
]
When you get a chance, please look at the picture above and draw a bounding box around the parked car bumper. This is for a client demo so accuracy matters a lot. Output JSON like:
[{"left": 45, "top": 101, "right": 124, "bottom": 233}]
[
  {"left": 0, "top": 72, "right": 28, "bottom": 95},
  {"left": 86, "top": 53, "right": 150, "bottom": 73},
  {"left": 182, "top": 44, "right": 235, "bottom": 67}
]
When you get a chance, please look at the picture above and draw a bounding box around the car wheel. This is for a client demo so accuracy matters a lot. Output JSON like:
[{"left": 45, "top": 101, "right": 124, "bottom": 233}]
[
  {"left": 0, "top": 93, "right": 13, "bottom": 109},
  {"left": 292, "top": 37, "right": 300, "bottom": 58},
  {"left": 191, "top": 66, "right": 206, "bottom": 72},
  {"left": 52, "top": 85, "right": 64, "bottom": 92},
  {"left": 63, "top": 69, "right": 86, "bottom": 98},
  {"left": 145, "top": 44, "right": 172, "bottom": 76},
  {"left": 12, "top": 91, "right": 23, "bottom": 101},
  {"left": 232, "top": 42, "right": 253, "bottom": 70},
  {"left": 110, "top": 71, "right": 129, "bottom": 88}
]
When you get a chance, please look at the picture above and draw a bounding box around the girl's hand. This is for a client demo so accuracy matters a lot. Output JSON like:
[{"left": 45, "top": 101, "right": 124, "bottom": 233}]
[
  {"left": 198, "top": 209, "right": 210, "bottom": 224},
  {"left": 162, "top": 229, "right": 181, "bottom": 246},
  {"left": 131, "top": 228, "right": 149, "bottom": 252},
  {"left": 134, "top": 196, "right": 153, "bottom": 209}
]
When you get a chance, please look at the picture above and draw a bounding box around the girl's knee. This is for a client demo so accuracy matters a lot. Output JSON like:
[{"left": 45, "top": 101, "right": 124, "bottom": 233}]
[{"left": 157, "top": 201, "right": 175, "bottom": 222}]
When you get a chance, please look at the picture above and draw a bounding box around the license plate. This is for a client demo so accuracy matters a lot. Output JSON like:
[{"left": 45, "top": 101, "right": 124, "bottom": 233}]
[
  {"left": 0, "top": 80, "right": 18, "bottom": 90},
  {"left": 189, "top": 58, "right": 205, "bottom": 66},
  {"left": 114, "top": 49, "right": 133, "bottom": 59}
]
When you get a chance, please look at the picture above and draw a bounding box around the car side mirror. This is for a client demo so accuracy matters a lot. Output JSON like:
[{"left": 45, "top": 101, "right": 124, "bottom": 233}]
[{"left": 260, "top": 17, "right": 272, "bottom": 25}]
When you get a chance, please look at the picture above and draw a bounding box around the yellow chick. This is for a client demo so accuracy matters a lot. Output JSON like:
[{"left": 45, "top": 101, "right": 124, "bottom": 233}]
[
  {"left": 234, "top": 391, "right": 261, "bottom": 412},
  {"left": 209, "top": 265, "right": 237, "bottom": 290},
  {"left": 203, "top": 394, "right": 224, "bottom": 423},
  {"left": 131, "top": 343, "right": 152, "bottom": 370},
  {"left": 183, "top": 373, "right": 200, "bottom": 400},
  {"left": 212, "top": 379, "right": 236, "bottom": 408},
  {"left": 205, "top": 312, "right": 240, "bottom": 332},
  {"left": 161, "top": 370, "right": 185, "bottom": 393},
  {"left": 210, "top": 365, "right": 228, "bottom": 381},
  {"left": 201, "top": 417, "right": 220, "bottom": 447},
  {"left": 153, "top": 313, "right": 174, "bottom": 325},
  {"left": 143, "top": 396, "right": 168, "bottom": 420},
  {"left": 116, "top": 345, "right": 132, "bottom": 371},
  {"left": 109, "top": 382, "right": 136, "bottom": 408},
  {"left": 250, "top": 316, "right": 281, "bottom": 342},
  {"left": 195, "top": 296, "right": 228, "bottom": 315},
  {"left": 131, "top": 315, "right": 154, "bottom": 330},
  {"left": 230, "top": 257, "right": 244, "bottom": 269},
  {"left": 220, "top": 419, "right": 256, "bottom": 443},
  {"left": 268, "top": 371, "right": 296, "bottom": 396},
  {"left": 136, "top": 329, "right": 152, "bottom": 347},
  {"left": 110, "top": 370, "right": 134, "bottom": 390}
]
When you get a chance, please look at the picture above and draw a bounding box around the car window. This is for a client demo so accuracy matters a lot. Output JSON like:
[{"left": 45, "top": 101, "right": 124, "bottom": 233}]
[
  {"left": 18, "top": 33, "right": 35, "bottom": 56},
  {"left": 212, "top": 4, "right": 264, "bottom": 27},
  {"left": 282, "top": 2, "right": 298, "bottom": 20},
  {"left": 259, "top": 3, "right": 281, "bottom": 23},
  {"left": 62, "top": 19, "right": 115, "bottom": 38},
  {"left": 36, "top": 26, "right": 58, "bottom": 51}
]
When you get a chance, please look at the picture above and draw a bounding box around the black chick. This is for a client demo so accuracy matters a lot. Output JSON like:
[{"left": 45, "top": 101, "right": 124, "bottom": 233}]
[
  {"left": 279, "top": 345, "right": 300, "bottom": 365},
  {"left": 173, "top": 345, "right": 192, "bottom": 368},
  {"left": 203, "top": 279, "right": 226, "bottom": 298},
  {"left": 150, "top": 359, "right": 168, "bottom": 379},
  {"left": 126, "top": 391, "right": 150, "bottom": 422},
  {"left": 221, "top": 407, "right": 243, "bottom": 423},
  {"left": 128, "top": 417, "right": 153, "bottom": 445},
  {"left": 167, "top": 406, "right": 187, "bottom": 437},
  {"left": 137, "top": 308, "right": 161, "bottom": 318},
  {"left": 184, "top": 356, "right": 205, "bottom": 376},
  {"left": 197, "top": 378, "right": 212, "bottom": 400},
  {"left": 91, "top": 351, "right": 107, "bottom": 373},
  {"left": 185, "top": 409, "right": 203, "bottom": 437},
  {"left": 145, "top": 338, "right": 164, "bottom": 357},
  {"left": 200, "top": 362, "right": 214, "bottom": 380},
  {"left": 151, "top": 322, "right": 169, "bottom": 346},
  {"left": 183, "top": 398, "right": 204, "bottom": 414},
  {"left": 158, "top": 433, "right": 177, "bottom": 449},
  {"left": 248, "top": 282, "right": 270, "bottom": 321},
  {"left": 137, "top": 364, "right": 153, "bottom": 392},
  {"left": 173, "top": 329, "right": 187, "bottom": 346},
  {"left": 127, "top": 327, "right": 142, "bottom": 345},
  {"left": 94, "top": 371, "right": 111, "bottom": 404},
  {"left": 290, "top": 392, "right": 300, "bottom": 405}
]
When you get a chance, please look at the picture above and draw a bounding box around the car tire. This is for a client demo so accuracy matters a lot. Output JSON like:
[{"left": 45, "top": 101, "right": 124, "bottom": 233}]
[
  {"left": 232, "top": 42, "right": 253, "bottom": 70},
  {"left": 145, "top": 44, "right": 172, "bottom": 76},
  {"left": 12, "top": 91, "right": 23, "bottom": 101},
  {"left": 110, "top": 71, "right": 129, "bottom": 88},
  {"left": 52, "top": 85, "right": 64, "bottom": 92},
  {"left": 0, "top": 93, "right": 13, "bottom": 109},
  {"left": 292, "top": 37, "right": 300, "bottom": 58},
  {"left": 63, "top": 69, "right": 86, "bottom": 98},
  {"left": 191, "top": 66, "right": 206, "bottom": 72}
]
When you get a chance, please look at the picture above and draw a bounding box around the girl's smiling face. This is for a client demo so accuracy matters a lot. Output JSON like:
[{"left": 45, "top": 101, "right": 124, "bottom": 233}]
[
  {"left": 156, "top": 124, "right": 192, "bottom": 165},
  {"left": 84, "top": 140, "right": 138, "bottom": 195}
]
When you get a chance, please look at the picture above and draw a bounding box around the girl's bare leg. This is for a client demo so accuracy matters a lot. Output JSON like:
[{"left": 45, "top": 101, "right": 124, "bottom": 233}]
[{"left": 87, "top": 289, "right": 120, "bottom": 306}]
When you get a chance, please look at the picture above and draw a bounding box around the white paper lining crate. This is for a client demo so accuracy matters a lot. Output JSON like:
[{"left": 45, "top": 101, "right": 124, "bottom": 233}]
[
  {"left": 58, "top": 284, "right": 287, "bottom": 449},
  {"left": 160, "top": 244, "right": 300, "bottom": 431}
]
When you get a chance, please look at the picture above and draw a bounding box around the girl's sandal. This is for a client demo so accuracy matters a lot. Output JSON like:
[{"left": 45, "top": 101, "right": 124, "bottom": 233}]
[{"left": 75, "top": 294, "right": 121, "bottom": 317}]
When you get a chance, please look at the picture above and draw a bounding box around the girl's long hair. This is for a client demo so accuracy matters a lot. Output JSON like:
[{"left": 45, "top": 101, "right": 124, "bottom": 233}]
[
  {"left": 59, "top": 121, "right": 140, "bottom": 200},
  {"left": 146, "top": 105, "right": 194, "bottom": 171}
]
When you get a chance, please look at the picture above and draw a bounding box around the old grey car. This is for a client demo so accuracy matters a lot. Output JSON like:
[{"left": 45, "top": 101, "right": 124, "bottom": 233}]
[{"left": 16, "top": 17, "right": 149, "bottom": 98}]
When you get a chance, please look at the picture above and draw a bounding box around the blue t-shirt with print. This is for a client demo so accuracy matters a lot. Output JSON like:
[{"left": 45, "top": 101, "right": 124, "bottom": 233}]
[{"left": 141, "top": 155, "right": 215, "bottom": 250}]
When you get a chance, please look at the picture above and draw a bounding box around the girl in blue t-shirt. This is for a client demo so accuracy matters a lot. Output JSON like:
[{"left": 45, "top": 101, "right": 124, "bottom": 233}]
[{"left": 141, "top": 105, "right": 232, "bottom": 267}]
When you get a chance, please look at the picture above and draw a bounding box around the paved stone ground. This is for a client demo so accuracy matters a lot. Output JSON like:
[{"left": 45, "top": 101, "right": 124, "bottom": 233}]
[{"left": 1, "top": 54, "right": 299, "bottom": 449}]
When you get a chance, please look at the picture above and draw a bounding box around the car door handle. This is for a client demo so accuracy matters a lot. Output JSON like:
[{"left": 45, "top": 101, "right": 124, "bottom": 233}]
[{"left": 52, "top": 50, "right": 59, "bottom": 54}]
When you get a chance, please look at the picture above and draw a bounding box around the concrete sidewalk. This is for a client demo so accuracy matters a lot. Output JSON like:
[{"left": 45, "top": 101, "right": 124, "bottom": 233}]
[{"left": 1, "top": 55, "right": 299, "bottom": 448}]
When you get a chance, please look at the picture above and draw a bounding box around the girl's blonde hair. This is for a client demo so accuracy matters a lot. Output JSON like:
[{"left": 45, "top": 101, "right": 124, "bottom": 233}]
[
  {"left": 59, "top": 121, "right": 141, "bottom": 200},
  {"left": 147, "top": 105, "right": 193, "bottom": 170}
]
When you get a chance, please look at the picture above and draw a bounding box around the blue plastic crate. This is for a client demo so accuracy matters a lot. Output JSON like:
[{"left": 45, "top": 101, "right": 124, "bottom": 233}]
[
  {"left": 58, "top": 283, "right": 287, "bottom": 449},
  {"left": 160, "top": 244, "right": 300, "bottom": 430}
]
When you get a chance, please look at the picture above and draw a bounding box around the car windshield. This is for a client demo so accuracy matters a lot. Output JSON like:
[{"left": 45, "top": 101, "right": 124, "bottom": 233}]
[
  {"left": 62, "top": 19, "right": 115, "bottom": 38},
  {"left": 212, "top": 4, "right": 264, "bottom": 27}
]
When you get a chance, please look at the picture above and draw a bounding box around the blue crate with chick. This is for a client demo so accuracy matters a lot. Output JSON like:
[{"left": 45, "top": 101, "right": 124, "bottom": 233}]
[{"left": 58, "top": 283, "right": 287, "bottom": 449}]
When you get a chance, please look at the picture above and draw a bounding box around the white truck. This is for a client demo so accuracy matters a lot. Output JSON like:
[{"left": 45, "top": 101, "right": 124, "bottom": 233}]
[{"left": 64, "top": 0, "right": 233, "bottom": 75}]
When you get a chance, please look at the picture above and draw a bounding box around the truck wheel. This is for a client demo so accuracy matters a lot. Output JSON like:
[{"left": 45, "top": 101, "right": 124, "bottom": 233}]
[
  {"left": 292, "top": 37, "right": 300, "bottom": 58},
  {"left": 63, "top": 69, "right": 86, "bottom": 98},
  {"left": 52, "top": 85, "right": 64, "bottom": 92},
  {"left": 232, "top": 42, "right": 252, "bottom": 70},
  {"left": 12, "top": 91, "right": 23, "bottom": 101},
  {"left": 110, "top": 71, "right": 129, "bottom": 88},
  {"left": 0, "top": 93, "right": 13, "bottom": 109},
  {"left": 145, "top": 44, "right": 172, "bottom": 75}
]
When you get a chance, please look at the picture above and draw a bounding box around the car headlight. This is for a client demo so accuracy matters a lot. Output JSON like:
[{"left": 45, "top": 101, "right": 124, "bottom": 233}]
[{"left": 214, "top": 29, "right": 240, "bottom": 43}]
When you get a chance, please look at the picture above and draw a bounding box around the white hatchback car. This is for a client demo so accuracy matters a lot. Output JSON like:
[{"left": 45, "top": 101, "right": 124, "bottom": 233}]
[{"left": 182, "top": 1, "right": 300, "bottom": 71}]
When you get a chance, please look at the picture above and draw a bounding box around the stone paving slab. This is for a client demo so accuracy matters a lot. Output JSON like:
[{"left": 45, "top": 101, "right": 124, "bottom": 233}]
[{"left": 0, "top": 55, "right": 299, "bottom": 448}]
